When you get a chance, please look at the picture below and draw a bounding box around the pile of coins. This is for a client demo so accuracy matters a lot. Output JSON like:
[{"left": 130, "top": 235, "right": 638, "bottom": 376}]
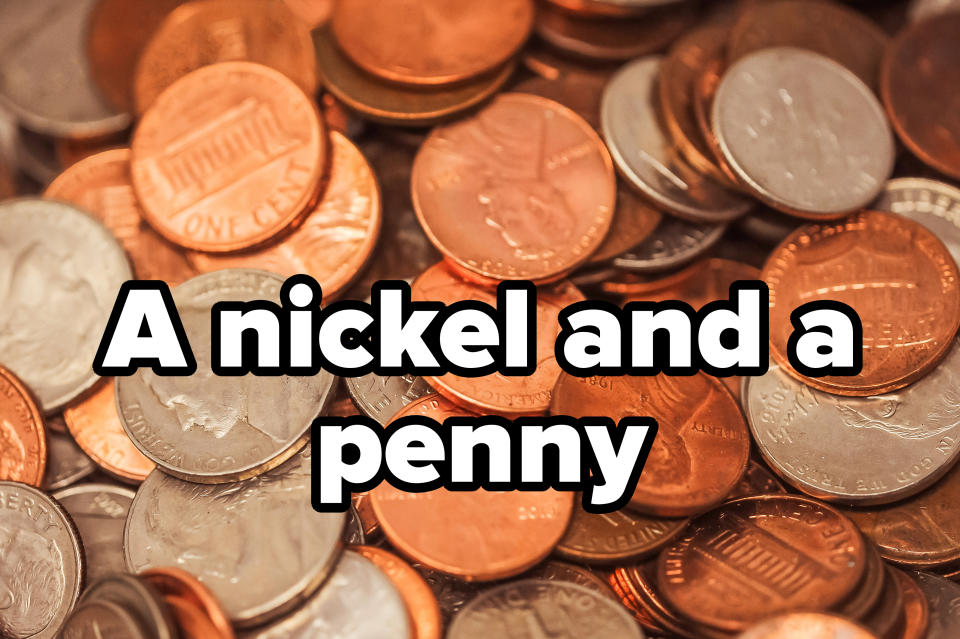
[{"left": 1, "top": 0, "right": 960, "bottom": 637}]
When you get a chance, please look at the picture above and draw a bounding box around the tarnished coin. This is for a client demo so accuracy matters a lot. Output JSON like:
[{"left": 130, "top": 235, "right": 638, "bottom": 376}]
[
  {"left": 612, "top": 215, "right": 726, "bottom": 273},
  {"left": 124, "top": 446, "right": 345, "bottom": 627},
  {"left": 872, "top": 178, "right": 960, "bottom": 265},
  {"left": 0, "top": 366, "right": 47, "bottom": 486},
  {"left": 53, "top": 484, "right": 133, "bottom": 586},
  {"left": 737, "top": 612, "right": 878, "bottom": 639},
  {"left": 913, "top": 572, "right": 960, "bottom": 639},
  {"left": 555, "top": 503, "right": 688, "bottom": 565},
  {"left": 140, "top": 567, "right": 235, "bottom": 639},
  {"left": 346, "top": 374, "right": 434, "bottom": 425},
  {"left": 60, "top": 599, "right": 152, "bottom": 639},
  {"left": 238, "top": 550, "right": 412, "bottom": 639},
  {"left": 448, "top": 580, "right": 644, "bottom": 639},
  {"left": 116, "top": 270, "right": 335, "bottom": 483},
  {"left": 353, "top": 546, "right": 442, "bottom": 639},
  {"left": 713, "top": 48, "right": 894, "bottom": 218},
  {"left": 602, "top": 56, "right": 752, "bottom": 223},
  {"left": 0, "top": 481, "right": 84, "bottom": 639},
  {"left": 0, "top": 198, "right": 132, "bottom": 413},
  {"left": 43, "top": 430, "right": 96, "bottom": 491},
  {"left": 80, "top": 573, "right": 177, "bottom": 639}
]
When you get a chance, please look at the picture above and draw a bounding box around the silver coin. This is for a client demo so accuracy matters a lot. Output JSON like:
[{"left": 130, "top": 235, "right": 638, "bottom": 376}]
[
  {"left": 343, "top": 504, "right": 366, "bottom": 545},
  {"left": 43, "top": 430, "right": 97, "bottom": 491},
  {"left": 0, "top": 0, "right": 128, "bottom": 138},
  {"left": 53, "top": 484, "right": 134, "bottom": 586},
  {"left": 124, "top": 445, "right": 345, "bottom": 627},
  {"left": 524, "top": 561, "right": 620, "bottom": 602},
  {"left": 909, "top": 0, "right": 960, "bottom": 20},
  {"left": 346, "top": 374, "right": 434, "bottom": 425},
  {"left": 872, "top": 178, "right": 960, "bottom": 266},
  {"left": 80, "top": 573, "right": 177, "bottom": 639},
  {"left": 612, "top": 215, "right": 726, "bottom": 273},
  {"left": 59, "top": 599, "right": 151, "bottom": 639},
  {"left": 448, "top": 579, "right": 644, "bottom": 639},
  {"left": 601, "top": 56, "right": 752, "bottom": 224},
  {"left": 0, "top": 198, "right": 131, "bottom": 414},
  {"left": 914, "top": 572, "right": 960, "bottom": 638},
  {"left": 0, "top": 480, "right": 84, "bottom": 639},
  {"left": 712, "top": 48, "right": 894, "bottom": 217},
  {"left": 116, "top": 269, "right": 336, "bottom": 483},
  {"left": 744, "top": 343, "right": 960, "bottom": 505},
  {"left": 238, "top": 550, "right": 412, "bottom": 639}
]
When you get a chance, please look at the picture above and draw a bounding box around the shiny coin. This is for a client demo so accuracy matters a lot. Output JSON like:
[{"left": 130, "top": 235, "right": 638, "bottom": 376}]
[
  {"left": 872, "top": 178, "right": 960, "bottom": 265},
  {"left": 346, "top": 374, "right": 434, "bottom": 425},
  {"left": 0, "top": 198, "right": 132, "bottom": 413},
  {"left": 80, "top": 573, "right": 177, "bottom": 639},
  {"left": 713, "top": 48, "right": 894, "bottom": 218},
  {"left": 555, "top": 503, "right": 688, "bottom": 565},
  {"left": 124, "top": 446, "right": 345, "bottom": 627},
  {"left": 0, "top": 366, "right": 46, "bottom": 486},
  {"left": 140, "top": 567, "right": 235, "bottom": 639},
  {"left": 737, "top": 612, "right": 878, "bottom": 639},
  {"left": 913, "top": 572, "right": 960, "bottom": 639},
  {"left": 353, "top": 545, "right": 442, "bottom": 639},
  {"left": 53, "top": 483, "right": 134, "bottom": 586},
  {"left": 612, "top": 215, "right": 726, "bottom": 273},
  {"left": 43, "top": 430, "right": 96, "bottom": 491},
  {"left": 60, "top": 599, "right": 151, "bottom": 639}
]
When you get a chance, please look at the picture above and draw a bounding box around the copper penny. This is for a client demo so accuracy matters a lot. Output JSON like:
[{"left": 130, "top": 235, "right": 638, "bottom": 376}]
[
  {"left": 331, "top": 0, "right": 533, "bottom": 87},
  {"left": 738, "top": 613, "right": 878, "bottom": 639},
  {"left": 692, "top": 57, "right": 744, "bottom": 187},
  {"left": 895, "top": 570, "right": 930, "bottom": 639},
  {"left": 353, "top": 545, "right": 443, "bottom": 639},
  {"left": 882, "top": 14, "right": 960, "bottom": 181},
  {"left": 188, "top": 132, "right": 380, "bottom": 301},
  {"left": 371, "top": 394, "right": 574, "bottom": 581},
  {"left": 658, "top": 495, "right": 868, "bottom": 633},
  {"left": 861, "top": 566, "right": 906, "bottom": 639},
  {"left": 131, "top": 61, "right": 324, "bottom": 253},
  {"left": 283, "top": 0, "right": 333, "bottom": 28},
  {"left": 411, "top": 262, "right": 584, "bottom": 416},
  {"left": 763, "top": 211, "right": 960, "bottom": 396},
  {"left": 163, "top": 596, "right": 232, "bottom": 639},
  {"left": 140, "top": 567, "right": 235, "bottom": 639},
  {"left": 621, "top": 560, "right": 717, "bottom": 639},
  {"left": 620, "top": 258, "right": 761, "bottom": 307},
  {"left": 0, "top": 365, "right": 46, "bottom": 486},
  {"left": 515, "top": 71, "right": 609, "bottom": 131},
  {"left": 590, "top": 186, "right": 663, "bottom": 264},
  {"left": 551, "top": 373, "right": 750, "bottom": 517},
  {"left": 133, "top": 0, "right": 317, "bottom": 114},
  {"left": 62, "top": 379, "right": 155, "bottom": 484},
  {"left": 412, "top": 93, "right": 615, "bottom": 282},
  {"left": 45, "top": 148, "right": 195, "bottom": 285}
]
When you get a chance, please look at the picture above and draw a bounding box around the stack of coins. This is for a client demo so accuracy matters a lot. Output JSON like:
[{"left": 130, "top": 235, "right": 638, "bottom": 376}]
[{"left": 1, "top": 0, "right": 960, "bottom": 638}]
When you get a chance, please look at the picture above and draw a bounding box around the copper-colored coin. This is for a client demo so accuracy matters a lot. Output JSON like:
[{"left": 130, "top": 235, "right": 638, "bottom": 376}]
[
  {"left": 62, "top": 379, "right": 154, "bottom": 484},
  {"left": 542, "top": 0, "right": 656, "bottom": 18},
  {"left": 188, "top": 132, "right": 380, "bottom": 301},
  {"left": 0, "top": 365, "right": 46, "bottom": 486},
  {"left": 515, "top": 71, "right": 609, "bottom": 131},
  {"left": 590, "top": 186, "right": 663, "bottom": 264},
  {"left": 371, "top": 394, "right": 574, "bottom": 581},
  {"left": 881, "top": 14, "right": 960, "bottom": 181},
  {"left": 283, "top": 0, "right": 333, "bottom": 28},
  {"left": 551, "top": 372, "right": 750, "bottom": 517},
  {"left": 140, "top": 567, "right": 234, "bottom": 639},
  {"left": 658, "top": 495, "right": 868, "bottom": 633},
  {"left": 412, "top": 93, "right": 615, "bottom": 282},
  {"left": 133, "top": 0, "right": 317, "bottom": 114},
  {"left": 692, "top": 58, "right": 743, "bottom": 186},
  {"left": 331, "top": 0, "right": 533, "bottom": 87},
  {"left": 131, "top": 61, "right": 324, "bottom": 253},
  {"left": 556, "top": 501, "right": 688, "bottom": 565},
  {"left": 163, "top": 596, "right": 231, "bottom": 639},
  {"left": 861, "top": 566, "right": 905, "bottom": 639},
  {"left": 45, "top": 148, "right": 195, "bottom": 285},
  {"left": 731, "top": 459, "right": 789, "bottom": 499},
  {"left": 621, "top": 258, "right": 760, "bottom": 306},
  {"left": 411, "top": 262, "right": 584, "bottom": 416},
  {"left": 738, "top": 613, "right": 879, "bottom": 639},
  {"left": 0, "top": 157, "right": 16, "bottom": 200},
  {"left": 54, "top": 132, "right": 126, "bottom": 170},
  {"left": 763, "top": 211, "right": 960, "bottom": 396},
  {"left": 621, "top": 560, "right": 716, "bottom": 639},
  {"left": 353, "top": 545, "right": 443, "bottom": 639},
  {"left": 894, "top": 570, "right": 929, "bottom": 639}
]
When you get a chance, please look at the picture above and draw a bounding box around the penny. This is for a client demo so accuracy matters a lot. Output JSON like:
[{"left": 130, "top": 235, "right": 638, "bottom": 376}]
[
  {"left": 552, "top": 373, "right": 750, "bottom": 517},
  {"left": 55, "top": 132, "right": 127, "bottom": 170},
  {"left": 63, "top": 379, "right": 154, "bottom": 484},
  {"left": 53, "top": 484, "right": 134, "bottom": 586},
  {"left": 913, "top": 572, "right": 960, "bottom": 639},
  {"left": 131, "top": 61, "right": 324, "bottom": 253},
  {"left": 140, "top": 567, "right": 235, "bottom": 639},
  {"left": 882, "top": 15, "right": 960, "bottom": 181},
  {"left": 43, "top": 430, "right": 96, "bottom": 491},
  {"left": 713, "top": 48, "right": 894, "bottom": 218},
  {"left": 411, "top": 263, "right": 584, "bottom": 416},
  {"left": 895, "top": 570, "right": 930, "bottom": 639},
  {"left": 620, "top": 258, "right": 761, "bottom": 307},
  {"left": 590, "top": 186, "right": 663, "bottom": 264},
  {"left": 602, "top": 57, "right": 753, "bottom": 224},
  {"left": 514, "top": 72, "right": 610, "bottom": 131},
  {"left": 0, "top": 481, "right": 84, "bottom": 639},
  {"left": 0, "top": 0, "right": 129, "bottom": 138},
  {"left": 692, "top": 58, "right": 744, "bottom": 188},
  {"left": 60, "top": 599, "right": 151, "bottom": 639},
  {"left": 738, "top": 613, "right": 878, "bottom": 639},
  {"left": 447, "top": 580, "right": 644, "bottom": 639},
  {"left": 0, "top": 198, "right": 132, "bottom": 413},
  {"left": 80, "top": 573, "right": 178, "bottom": 639},
  {"left": 124, "top": 446, "right": 345, "bottom": 627},
  {"left": 164, "top": 596, "right": 232, "bottom": 639},
  {"left": 555, "top": 501, "right": 688, "bottom": 564},
  {"left": 283, "top": 0, "right": 334, "bottom": 27},
  {"left": 354, "top": 545, "right": 443, "bottom": 639},
  {"left": 909, "top": 0, "right": 960, "bottom": 20},
  {"left": 238, "top": 550, "right": 412, "bottom": 639},
  {"left": 116, "top": 270, "right": 336, "bottom": 483},
  {"left": 763, "top": 211, "right": 960, "bottom": 396},
  {"left": 872, "top": 178, "right": 960, "bottom": 266},
  {"left": 658, "top": 495, "right": 868, "bottom": 632},
  {"left": 346, "top": 373, "right": 435, "bottom": 425},
  {"left": 861, "top": 566, "right": 905, "bottom": 639},
  {"left": 525, "top": 560, "right": 619, "bottom": 602},
  {"left": 731, "top": 459, "right": 790, "bottom": 499},
  {"left": 412, "top": 93, "right": 616, "bottom": 282},
  {"left": 612, "top": 216, "right": 727, "bottom": 273},
  {"left": 133, "top": 0, "right": 317, "bottom": 114},
  {"left": 45, "top": 148, "right": 196, "bottom": 285},
  {"left": 545, "top": 0, "right": 686, "bottom": 17},
  {"left": 188, "top": 132, "right": 381, "bottom": 300},
  {"left": 835, "top": 543, "right": 887, "bottom": 623},
  {"left": 0, "top": 366, "right": 46, "bottom": 486},
  {"left": 332, "top": 0, "right": 533, "bottom": 87}
]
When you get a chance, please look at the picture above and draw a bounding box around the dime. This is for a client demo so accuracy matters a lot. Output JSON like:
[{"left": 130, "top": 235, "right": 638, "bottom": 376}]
[
  {"left": 131, "top": 61, "right": 324, "bottom": 253},
  {"left": 353, "top": 545, "right": 443, "bottom": 639},
  {"left": 555, "top": 502, "right": 688, "bottom": 564},
  {"left": 80, "top": 573, "right": 178, "bottom": 639},
  {"left": 140, "top": 567, "right": 235, "bottom": 639},
  {"left": 116, "top": 270, "right": 335, "bottom": 483},
  {"left": 346, "top": 373, "right": 434, "bottom": 425},
  {"left": 0, "top": 198, "right": 132, "bottom": 413},
  {"left": 913, "top": 572, "right": 960, "bottom": 639},
  {"left": 737, "top": 613, "right": 878, "bottom": 639},
  {"left": 0, "top": 481, "right": 84, "bottom": 639},
  {"left": 872, "top": 178, "right": 960, "bottom": 265},
  {"left": 43, "top": 430, "right": 96, "bottom": 491},
  {"left": 658, "top": 495, "right": 867, "bottom": 632},
  {"left": 551, "top": 373, "right": 750, "bottom": 517},
  {"left": 447, "top": 580, "right": 644, "bottom": 639},
  {"left": 332, "top": 0, "right": 533, "bottom": 87},
  {"left": 60, "top": 600, "right": 152, "bottom": 639},
  {"left": 612, "top": 216, "right": 726, "bottom": 273},
  {"left": 124, "top": 446, "right": 345, "bottom": 627},
  {"left": 895, "top": 570, "right": 930, "bottom": 639},
  {"left": 412, "top": 93, "right": 615, "bottom": 282},
  {"left": 238, "top": 550, "right": 412, "bottom": 638},
  {"left": 0, "top": 366, "right": 46, "bottom": 486},
  {"left": 591, "top": 186, "right": 663, "bottom": 264},
  {"left": 133, "top": 0, "right": 317, "bottom": 114},
  {"left": 763, "top": 211, "right": 960, "bottom": 396},
  {"left": 188, "top": 132, "right": 381, "bottom": 300},
  {"left": 713, "top": 48, "right": 894, "bottom": 218},
  {"left": 882, "top": 15, "right": 960, "bottom": 181},
  {"left": 53, "top": 484, "right": 134, "bottom": 586}
]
